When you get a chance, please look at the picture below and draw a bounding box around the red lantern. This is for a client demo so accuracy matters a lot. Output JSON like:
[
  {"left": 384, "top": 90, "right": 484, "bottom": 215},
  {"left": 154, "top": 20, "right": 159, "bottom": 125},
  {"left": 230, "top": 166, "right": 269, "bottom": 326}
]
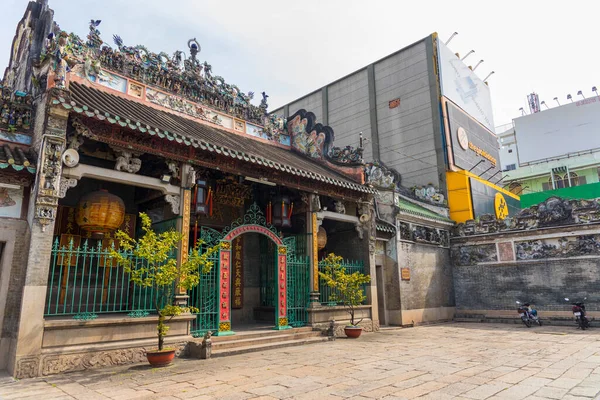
[
  {"left": 195, "top": 179, "right": 208, "bottom": 215},
  {"left": 272, "top": 196, "right": 291, "bottom": 227}
]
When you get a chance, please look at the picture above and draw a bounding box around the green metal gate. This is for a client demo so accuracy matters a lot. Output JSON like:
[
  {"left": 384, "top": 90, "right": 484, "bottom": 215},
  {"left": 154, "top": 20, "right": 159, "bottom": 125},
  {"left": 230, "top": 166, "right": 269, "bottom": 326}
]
[
  {"left": 189, "top": 226, "right": 221, "bottom": 337},
  {"left": 189, "top": 225, "right": 310, "bottom": 334},
  {"left": 284, "top": 236, "right": 310, "bottom": 327}
]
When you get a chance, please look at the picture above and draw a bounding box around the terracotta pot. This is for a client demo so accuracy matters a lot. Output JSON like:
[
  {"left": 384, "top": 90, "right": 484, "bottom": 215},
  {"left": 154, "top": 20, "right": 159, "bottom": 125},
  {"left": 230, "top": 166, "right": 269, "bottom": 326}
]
[
  {"left": 344, "top": 326, "right": 363, "bottom": 338},
  {"left": 146, "top": 349, "right": 176, "bottom": 367}
]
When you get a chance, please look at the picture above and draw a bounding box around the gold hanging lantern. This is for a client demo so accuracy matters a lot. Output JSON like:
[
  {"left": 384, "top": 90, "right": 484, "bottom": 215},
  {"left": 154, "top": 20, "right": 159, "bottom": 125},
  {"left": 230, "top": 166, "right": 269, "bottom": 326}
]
[
  {"left": 317, "top": 226, "right": 327, "bottom": 250},
  {"left": 76, "top": 189, "right": 125, "bottom": 237}
]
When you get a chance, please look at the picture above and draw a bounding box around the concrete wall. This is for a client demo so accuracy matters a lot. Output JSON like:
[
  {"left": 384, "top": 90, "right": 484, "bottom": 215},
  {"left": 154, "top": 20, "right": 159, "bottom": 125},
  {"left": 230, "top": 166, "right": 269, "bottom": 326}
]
[
  {"left": 327, "top": 69, "right": 373, "bottom": 162},
  {"left": 374, "top": 40, "right": 438, "bottom": 187},
  {"left": 396, "top": 240, "right": 455, "bottom": 325},
  {"left": 376, "top": 220, "right": 455, "bottom": 327},
  {"left": 289, "top": 90, "right": 323, "bottom": 124},
  {"left": 452, "top": 223, "right": 600, "bottom": 320},
  {"left": 273, "top": 36, "right": 442, "bottom": 188}
]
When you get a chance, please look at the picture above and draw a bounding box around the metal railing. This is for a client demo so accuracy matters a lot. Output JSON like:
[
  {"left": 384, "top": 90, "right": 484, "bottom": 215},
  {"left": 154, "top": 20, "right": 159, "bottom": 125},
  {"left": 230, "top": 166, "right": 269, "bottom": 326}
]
[
  {"left": 44, "top": 238, "right": 175, "bottom": 318},
  {"left": 318, "top": 258, "right": 366, "bottom": 306}
]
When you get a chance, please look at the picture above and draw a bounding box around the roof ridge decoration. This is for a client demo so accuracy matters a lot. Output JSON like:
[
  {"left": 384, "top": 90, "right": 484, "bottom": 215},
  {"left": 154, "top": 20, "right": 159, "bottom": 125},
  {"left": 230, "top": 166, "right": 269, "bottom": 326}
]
[
  {"left": 42, "top": 19, "right": 286, "bottom": 141},
  {"left": 453, "top": 196, "right": 600, "bottom": 237},
  {"left": 287, "top": 108, "right": 364, "bottom": 165},
  {"left": 0, "top": 83, "right": 33, "bottom": 134},
  {"left": 364, "top": 162, "right": 401, "bottom": 189}
]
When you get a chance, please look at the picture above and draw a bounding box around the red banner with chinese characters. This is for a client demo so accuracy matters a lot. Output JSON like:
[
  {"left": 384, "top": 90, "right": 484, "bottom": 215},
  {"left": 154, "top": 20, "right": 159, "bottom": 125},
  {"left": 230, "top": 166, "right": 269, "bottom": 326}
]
[
  {"left": 232, "top": 237, "right": 243, "bottom": 309},
  {"left": 219, "top": 246, "right": 231, "bottom": 322},
  {"left": 278, "top": 253, "right": 287, "bottom": 318}
]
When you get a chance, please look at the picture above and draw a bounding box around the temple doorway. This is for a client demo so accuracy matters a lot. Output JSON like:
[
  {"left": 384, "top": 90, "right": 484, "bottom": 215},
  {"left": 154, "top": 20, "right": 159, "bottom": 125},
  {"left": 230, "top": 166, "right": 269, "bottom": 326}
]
[{"left": 230, "top": 234, "right": 277, "bottom": 329}]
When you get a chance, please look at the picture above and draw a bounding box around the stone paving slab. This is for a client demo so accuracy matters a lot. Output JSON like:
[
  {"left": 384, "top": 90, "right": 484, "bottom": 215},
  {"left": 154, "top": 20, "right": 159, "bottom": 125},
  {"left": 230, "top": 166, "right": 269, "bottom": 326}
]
[{"left": 2, "top": 323, "right": 600, "bottom": 399}]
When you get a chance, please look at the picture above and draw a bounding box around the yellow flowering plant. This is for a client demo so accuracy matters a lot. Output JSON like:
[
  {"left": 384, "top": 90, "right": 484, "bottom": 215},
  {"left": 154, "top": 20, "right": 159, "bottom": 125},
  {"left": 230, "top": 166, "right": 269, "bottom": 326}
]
[
  {"left": 110, "top": 212, "right": 220, "bottom": 351},
  {"left": 318, "top": 253, "right": 370, "bottom": 327}
]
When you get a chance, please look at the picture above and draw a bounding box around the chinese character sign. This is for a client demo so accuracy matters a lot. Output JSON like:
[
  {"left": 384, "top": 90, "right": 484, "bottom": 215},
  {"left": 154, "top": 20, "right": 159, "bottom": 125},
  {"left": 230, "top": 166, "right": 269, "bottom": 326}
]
[
  {"left": 219, "top": 246, "right": 231, "bottom": 322},
  {"left": 232, "top": 237, "right": 244, "bottom": 309}
]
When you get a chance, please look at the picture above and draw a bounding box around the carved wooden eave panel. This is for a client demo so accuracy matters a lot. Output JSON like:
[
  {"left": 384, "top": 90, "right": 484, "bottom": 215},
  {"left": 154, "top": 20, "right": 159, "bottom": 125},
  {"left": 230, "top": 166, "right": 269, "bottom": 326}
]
[{"left": 69, "top": 116, "right": 371, "bottom": 202}]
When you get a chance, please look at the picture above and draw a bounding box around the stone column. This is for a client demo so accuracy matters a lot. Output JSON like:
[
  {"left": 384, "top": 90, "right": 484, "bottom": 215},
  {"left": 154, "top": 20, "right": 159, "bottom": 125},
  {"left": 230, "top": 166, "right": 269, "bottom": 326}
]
[
  {"left": 174, "top": 164, "right": 193, "bottom": 305},
  {"left": 308, "top": 194, "right": 321, "bottom": 307},
  {"left": 360, "top": 200, "right": 380, "bottom": 332},
  {"left": 11, "top": 104, "right": 68, "bottom": 378}
]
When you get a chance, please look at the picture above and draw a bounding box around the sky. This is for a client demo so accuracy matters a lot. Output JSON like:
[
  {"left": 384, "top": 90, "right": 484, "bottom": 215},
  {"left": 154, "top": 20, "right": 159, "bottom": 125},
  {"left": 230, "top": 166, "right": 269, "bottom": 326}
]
[{"left": 0, "top": 0, "right": 598, "bottom": 128}]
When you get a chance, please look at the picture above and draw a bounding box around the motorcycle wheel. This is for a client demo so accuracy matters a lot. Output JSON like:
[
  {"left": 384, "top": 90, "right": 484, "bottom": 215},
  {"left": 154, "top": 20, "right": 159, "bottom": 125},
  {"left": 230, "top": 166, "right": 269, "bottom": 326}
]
[
  {"left": 578, "top": 318, "right": 586, "bottom": 330},
  {"left": 536, "top": 319, "right": 542, "bottom": 326},
  {"left": 522, "top": 317, "right": 532, "bottom": 328}
]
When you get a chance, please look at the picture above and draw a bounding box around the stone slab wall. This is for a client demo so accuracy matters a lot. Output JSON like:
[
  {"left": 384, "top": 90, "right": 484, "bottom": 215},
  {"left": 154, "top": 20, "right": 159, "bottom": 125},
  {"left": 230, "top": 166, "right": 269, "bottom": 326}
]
[
  {"left": 452, "top": 223, "right": 600, "bottom": 318},
  {"left": 0, "top": 218, "right": 31, "bottom": 370},
  {"left": 396, "top": 240, "right": 455, "bottom": 325}
]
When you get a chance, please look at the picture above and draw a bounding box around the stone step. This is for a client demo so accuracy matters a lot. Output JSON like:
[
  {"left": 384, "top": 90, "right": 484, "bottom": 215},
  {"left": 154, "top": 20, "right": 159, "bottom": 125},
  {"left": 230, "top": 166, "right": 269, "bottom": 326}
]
[
  {"left": 210, "top": 326, "right": 315, "bottom": 342},
  {"left": 211, "top": 336, "right": 329, "bottom": 358},
  {"left": 212, "top": 331, "right": 322, "bottom": 350}
]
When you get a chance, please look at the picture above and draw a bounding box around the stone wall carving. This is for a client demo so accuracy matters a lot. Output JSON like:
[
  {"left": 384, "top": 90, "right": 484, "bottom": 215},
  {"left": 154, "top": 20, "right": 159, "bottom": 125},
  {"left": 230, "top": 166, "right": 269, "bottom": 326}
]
[
  {"left": 515, "top": 234, "right": 600, "bottom": 260},
  {"left": 398, "top": 222, "right": 411, "bottom": 241},
  {"left": 451, "top": 244, "right": 497, "bottom": 266},
  {"left": 35, "top": 133, "right": 65, "bottom": 229},
  {"left": 112, "top": 147, "right": 142, "bottom": 173},
  {"left": 453, "top": 214, "right": 508, "bottom": 237},
  {"left": 37, "top": 341, "right": 188, "bottom": 377},
  {"left": 58, "top": 177, "right": 77, "bottom": 198},
  {"left": 165, "top": 194, "right": 180, "bottom": 215},
  {"left": 334, "top": 200, "right": 346, "bottom": 214},
  {"left": 15, "top": 356, "right": 40, "bottom": 379},
  {"left": 398, "top": 221, "right": 449, "bottom": 247},
  {"left": 454, "top": 196, "right": 600, "bottom": 237}
]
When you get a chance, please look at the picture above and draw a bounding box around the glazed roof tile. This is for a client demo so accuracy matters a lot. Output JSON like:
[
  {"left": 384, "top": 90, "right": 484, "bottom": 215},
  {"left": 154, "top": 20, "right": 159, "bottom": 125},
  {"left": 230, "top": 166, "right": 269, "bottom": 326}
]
[
  {"left": 66, "top": 82, "right": 373, "bottom": 194},
  {"left": 396, "top": 197, "right": 453, "bottom": 223},
  {"left": 0, "top": 143, "right": 36, "bottom": 173}
]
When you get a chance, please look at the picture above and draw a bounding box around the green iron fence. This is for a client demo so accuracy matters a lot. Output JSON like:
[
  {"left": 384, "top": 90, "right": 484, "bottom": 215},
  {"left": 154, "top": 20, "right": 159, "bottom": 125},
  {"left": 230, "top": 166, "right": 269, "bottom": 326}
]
[
  {"left": 189, "top": 226, "right": 221, "bottom": 337},
  {"left": 286, "top": 254, "right": 310, "bottom": 327},
  {"left": 318, "top": 258, "right": 366, "bottom": 306},
  {"left": 45, "top": 238, "right": 175, "bottom": 318}
]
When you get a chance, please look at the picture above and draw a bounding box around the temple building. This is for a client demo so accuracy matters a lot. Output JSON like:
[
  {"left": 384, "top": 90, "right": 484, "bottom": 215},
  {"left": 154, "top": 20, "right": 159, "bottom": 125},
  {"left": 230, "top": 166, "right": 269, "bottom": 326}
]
[{"left": 0, "top": 1, "right": 380, "bottom": 378}]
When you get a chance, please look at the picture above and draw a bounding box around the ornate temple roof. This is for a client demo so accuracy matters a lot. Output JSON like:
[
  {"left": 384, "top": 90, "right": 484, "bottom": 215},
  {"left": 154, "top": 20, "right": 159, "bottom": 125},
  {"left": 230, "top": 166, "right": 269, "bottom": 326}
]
[
  {"left": 63, "top": 82, "right": 374, "bottom": 194},
  {"left": 396, "top": 197, "right": 452, "bottom": 224}
]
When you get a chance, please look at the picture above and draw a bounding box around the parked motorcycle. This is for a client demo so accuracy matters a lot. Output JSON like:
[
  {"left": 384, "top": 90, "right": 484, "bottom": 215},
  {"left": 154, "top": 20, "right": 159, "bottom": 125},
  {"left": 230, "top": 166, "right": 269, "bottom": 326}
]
[
  {"left": 565, "top": 298, "right": 591, "bottom": 330},
  {"left": 516, "top": 301, "right": 542, "bottom": 327}
]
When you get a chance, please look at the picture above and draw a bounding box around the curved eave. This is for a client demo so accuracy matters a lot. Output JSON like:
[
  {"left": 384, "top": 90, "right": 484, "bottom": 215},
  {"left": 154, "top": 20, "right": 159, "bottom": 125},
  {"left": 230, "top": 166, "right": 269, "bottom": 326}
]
[{"left": 54, "top": 95, "right": 375, "bottom": 195}]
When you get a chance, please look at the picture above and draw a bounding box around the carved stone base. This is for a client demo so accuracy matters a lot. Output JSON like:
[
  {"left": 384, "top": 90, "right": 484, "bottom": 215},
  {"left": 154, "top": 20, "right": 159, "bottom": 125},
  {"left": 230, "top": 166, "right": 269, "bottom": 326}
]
[
  {"left": 17, "top": 341, "right": 189, "bottom": 378},
  {"left": 15, "top": 356, "right": 40, "bottom": 379}
]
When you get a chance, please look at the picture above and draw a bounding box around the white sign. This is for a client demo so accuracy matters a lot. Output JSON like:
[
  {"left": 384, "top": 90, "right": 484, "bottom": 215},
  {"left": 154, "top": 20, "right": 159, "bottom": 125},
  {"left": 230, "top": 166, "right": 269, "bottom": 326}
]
[
  {"left": 438, "top": 41, "right": 495, "bottom": 132},
  {"left": 514, "top": 97, "right": 600, "bottom": 164}
]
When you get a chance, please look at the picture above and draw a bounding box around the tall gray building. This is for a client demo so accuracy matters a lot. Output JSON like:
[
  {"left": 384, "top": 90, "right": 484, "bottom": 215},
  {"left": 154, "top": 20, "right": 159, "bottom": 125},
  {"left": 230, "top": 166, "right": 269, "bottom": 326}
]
[
  {"left": 273, "top": 33, "right": 518, "bottom": 223},
  {"left": 272, "top": 35, "right": 445, "bottom": 190}
]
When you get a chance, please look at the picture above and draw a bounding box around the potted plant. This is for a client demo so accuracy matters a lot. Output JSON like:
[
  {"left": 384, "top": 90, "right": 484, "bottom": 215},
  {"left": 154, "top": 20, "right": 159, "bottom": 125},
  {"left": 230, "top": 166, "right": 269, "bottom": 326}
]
[
  {"left": 318, "top": 253, "right": 371, "bottom": 338},
  {"left": 111, "top": 213, "right": 220, "bottom": 367}
]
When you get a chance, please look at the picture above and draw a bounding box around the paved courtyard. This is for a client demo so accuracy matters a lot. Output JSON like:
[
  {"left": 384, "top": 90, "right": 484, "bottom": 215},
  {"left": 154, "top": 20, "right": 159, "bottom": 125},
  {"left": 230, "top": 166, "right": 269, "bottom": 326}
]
[{"left": 1, "top": 323, "right": 600, "bottom": 400}]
